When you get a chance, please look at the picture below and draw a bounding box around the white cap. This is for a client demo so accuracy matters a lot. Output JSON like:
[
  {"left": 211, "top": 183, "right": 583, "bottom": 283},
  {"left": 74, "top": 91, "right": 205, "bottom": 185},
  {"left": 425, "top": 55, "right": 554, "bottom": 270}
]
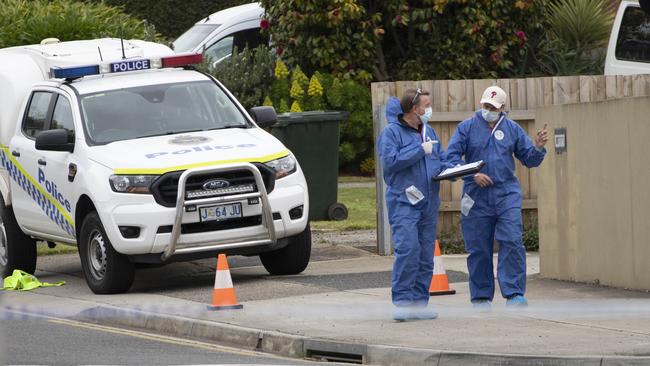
[
  {"left": 40, "top": 38, "right": 60, "bottom": 45},
  {"left": 480, "top": 86, "right": 507, "bottom": 109}
]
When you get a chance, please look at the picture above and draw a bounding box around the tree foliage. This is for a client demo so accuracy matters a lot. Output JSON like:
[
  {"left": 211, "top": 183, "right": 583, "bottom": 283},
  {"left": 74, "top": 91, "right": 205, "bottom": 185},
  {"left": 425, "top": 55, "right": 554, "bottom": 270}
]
[
  {"left": 96, "top": 0, "right": 256, "bottom": 39},
  {"left": 261, "top": 0, "right": 549, "bottom": 81},
  {"left": 260, "top": 0, "right": 377, "bottom": 82}
]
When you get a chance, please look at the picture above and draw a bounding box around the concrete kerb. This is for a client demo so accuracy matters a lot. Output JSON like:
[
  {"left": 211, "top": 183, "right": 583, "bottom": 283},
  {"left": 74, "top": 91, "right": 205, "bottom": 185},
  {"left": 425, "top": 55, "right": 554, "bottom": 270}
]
[
  {"left": 365, "top": 346, "right": 650, "bottom": 366},
  {"left": 71, "top": 306, "right": 650, "bottom": 366},
  {"left": 74, "top": 305, "right": 305, "bottom": 358}
]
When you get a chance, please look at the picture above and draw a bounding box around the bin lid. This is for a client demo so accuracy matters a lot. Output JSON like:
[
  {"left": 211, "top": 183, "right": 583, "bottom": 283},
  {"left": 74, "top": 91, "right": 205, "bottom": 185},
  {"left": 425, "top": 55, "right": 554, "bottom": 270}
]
[{"left": 274, "top": 111, "right": 349, "bottom": 127}]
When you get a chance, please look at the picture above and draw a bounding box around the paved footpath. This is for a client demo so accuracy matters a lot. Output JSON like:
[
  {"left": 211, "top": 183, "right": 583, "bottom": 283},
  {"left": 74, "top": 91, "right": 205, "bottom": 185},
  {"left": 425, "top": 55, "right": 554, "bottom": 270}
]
[{"left": 2, "top": 252, "right": 650, "bottom": 365}]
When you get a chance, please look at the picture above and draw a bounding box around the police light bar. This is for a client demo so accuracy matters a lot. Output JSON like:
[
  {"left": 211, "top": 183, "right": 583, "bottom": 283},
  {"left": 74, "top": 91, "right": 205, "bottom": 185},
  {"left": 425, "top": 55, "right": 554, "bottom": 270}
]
[
  {"left": 51, "top": 65, "right": 100, "bottom": 79},
  {"left": 162, "top": 53, "right": 203, "bottom": 68},
  {"left": 50, "top": 53, "right": 204, "bottom": 79}
]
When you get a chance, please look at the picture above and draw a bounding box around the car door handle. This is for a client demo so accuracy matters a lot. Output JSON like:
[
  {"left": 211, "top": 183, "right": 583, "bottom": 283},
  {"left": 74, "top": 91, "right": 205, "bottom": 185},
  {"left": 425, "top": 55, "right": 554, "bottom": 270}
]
[
  {"left": 38, "top": 158, "right": 47, "bottom": 166},
  {"left": 11, "top": 150, "right": 20, "bottom": 157}
]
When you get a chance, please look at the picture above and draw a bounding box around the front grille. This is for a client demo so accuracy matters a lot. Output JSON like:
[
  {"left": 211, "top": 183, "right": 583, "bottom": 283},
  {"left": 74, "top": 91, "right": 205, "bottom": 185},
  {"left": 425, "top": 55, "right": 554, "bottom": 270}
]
[
  {"left": 157, "top": 215, "right": 262, "bottom": 234},
  {"left": 151, "top": 163, "right": 275, "bottom": 207}
]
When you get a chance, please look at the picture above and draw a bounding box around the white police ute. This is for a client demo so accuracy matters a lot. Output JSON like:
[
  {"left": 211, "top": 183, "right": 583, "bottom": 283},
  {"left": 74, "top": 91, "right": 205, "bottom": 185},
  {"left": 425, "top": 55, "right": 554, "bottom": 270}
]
[{"left": 0, "top": 38, "right": 310, "bottom": 294}]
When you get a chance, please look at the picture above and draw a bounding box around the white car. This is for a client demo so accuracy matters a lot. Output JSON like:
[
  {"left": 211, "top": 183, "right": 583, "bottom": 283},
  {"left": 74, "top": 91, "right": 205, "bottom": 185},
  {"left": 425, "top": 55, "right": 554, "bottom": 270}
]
[
  {"left": 172, "top": 3, "right": 266, "bottom": 64},
  {"left": 0, "top": 38, "right": 310, "bottom": 294},
  {"left": 605, "top": 0, "right": 650, "bottom": 75}
]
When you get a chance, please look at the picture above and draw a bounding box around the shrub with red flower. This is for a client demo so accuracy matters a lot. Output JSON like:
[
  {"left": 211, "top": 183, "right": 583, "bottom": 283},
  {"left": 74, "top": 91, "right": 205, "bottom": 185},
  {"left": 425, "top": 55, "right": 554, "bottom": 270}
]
[{"left": 515, "top": 30, "right": 526, "bottom": 40}]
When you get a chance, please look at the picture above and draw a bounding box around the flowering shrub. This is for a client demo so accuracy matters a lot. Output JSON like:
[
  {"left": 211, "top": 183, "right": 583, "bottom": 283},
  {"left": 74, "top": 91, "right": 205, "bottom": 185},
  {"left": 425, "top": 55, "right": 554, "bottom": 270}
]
[
  {"left": 265, "top": 64, "right": 374, "bottom": 172},
  {"left": 261, "top": 0, "right": 547, "bottom": 80},
  {"left": 260, "top": 0, "right": 376, "bottom": 82},
  {"left": 378, "top": 0, "right": 547, "bottom": 80}
]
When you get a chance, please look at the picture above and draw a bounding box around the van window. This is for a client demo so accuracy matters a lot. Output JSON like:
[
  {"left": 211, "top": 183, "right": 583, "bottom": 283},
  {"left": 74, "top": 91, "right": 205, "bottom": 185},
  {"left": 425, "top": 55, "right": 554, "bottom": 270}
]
[
  {"left": 205, "top": 28, "right": 268, "bottom": 66},
  {"left": 615, "top": 6, "right": 650, "bottom": 63},
  {"left": 232, "top": 28, "right": 267, "bottom": 51},
  {"left": 173, "top": 24, "right": 220, "bottom": 52},
  {"left": 51, "top": 96, "right": 75, "bottom": 141},
  {"left": 23, "top": 92, "right": 53, "bottom": 138},
  {"left": 205, "top": 36, "right": 234, "bottom": 64}
]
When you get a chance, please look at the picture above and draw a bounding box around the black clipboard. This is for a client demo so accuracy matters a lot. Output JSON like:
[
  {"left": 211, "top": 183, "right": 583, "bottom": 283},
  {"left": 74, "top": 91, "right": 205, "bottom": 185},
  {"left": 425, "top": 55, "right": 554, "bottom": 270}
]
[{"left": 433, "top": 160, "right": 486, "bottom": 181}]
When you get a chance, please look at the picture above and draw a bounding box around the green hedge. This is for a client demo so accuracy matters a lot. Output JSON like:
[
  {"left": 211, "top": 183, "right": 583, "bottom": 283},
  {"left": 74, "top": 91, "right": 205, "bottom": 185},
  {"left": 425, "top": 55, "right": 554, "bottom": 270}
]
[
  {"left": 95, "top": 0, "right": 256, "bottom": 39},
  {"left": 0, "top": 0, "right": 157, "bottom": 49}
]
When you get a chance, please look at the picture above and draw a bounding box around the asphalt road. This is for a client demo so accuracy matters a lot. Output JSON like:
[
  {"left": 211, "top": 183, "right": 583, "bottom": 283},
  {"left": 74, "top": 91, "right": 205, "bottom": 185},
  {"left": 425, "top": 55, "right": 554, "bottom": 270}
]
[
  {"left": 1, "top": 313, "right": 338, "bottom": 365},
  {"left": 2, "top": 241, "right": 468, "bottom": 365},
  {"left": 32, "top": 244, "right": 467, "bottom": 304}
]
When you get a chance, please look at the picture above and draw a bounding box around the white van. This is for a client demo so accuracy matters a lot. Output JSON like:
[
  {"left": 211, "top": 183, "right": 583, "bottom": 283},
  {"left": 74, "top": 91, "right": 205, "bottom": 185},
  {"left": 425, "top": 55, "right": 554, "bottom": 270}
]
[
  {"left": 0, "top": 38, "right": 310, "bottom": 294},
  {"left": 172, "top": 3, "right": 265, "bottom": 64},
  {"left": 605, "top": 0, "right": 650, "bottom": 75}
]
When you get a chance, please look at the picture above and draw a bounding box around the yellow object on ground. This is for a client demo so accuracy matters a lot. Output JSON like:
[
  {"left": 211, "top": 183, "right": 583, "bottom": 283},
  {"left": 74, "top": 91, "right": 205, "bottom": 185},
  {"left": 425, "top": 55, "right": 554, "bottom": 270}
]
[{"left": 2, "top": 270, "right": 64, "bottom": 291}]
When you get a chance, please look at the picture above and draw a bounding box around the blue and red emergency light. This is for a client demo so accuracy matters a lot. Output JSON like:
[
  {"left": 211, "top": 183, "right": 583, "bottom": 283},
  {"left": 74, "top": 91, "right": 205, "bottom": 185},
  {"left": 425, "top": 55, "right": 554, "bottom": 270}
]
[{"left": 50, "top": 53, "right": 203, "bottom": 79}]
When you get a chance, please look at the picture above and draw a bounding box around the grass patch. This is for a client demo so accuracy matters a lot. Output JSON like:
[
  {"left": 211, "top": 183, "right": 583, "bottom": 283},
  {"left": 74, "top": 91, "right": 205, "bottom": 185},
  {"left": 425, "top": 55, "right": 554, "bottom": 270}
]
[
  {"left": 312, "top": 186, "right": 377, "bottom": 231},
  {"left": 338, "top": 176, "right": 376, "bottom": 184},
  {"left": 37, "top": 242, "right": 77, "bottom": 256},
  {"left": 312, "top": 180, "right": 539, "bottom": 254}
]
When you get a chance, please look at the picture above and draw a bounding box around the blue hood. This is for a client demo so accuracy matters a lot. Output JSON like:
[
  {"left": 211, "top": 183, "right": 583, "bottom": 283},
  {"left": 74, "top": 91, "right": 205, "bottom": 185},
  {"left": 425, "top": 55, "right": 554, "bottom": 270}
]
[{"left": 386, "top": 96, "right": 403, "bottom": 125}]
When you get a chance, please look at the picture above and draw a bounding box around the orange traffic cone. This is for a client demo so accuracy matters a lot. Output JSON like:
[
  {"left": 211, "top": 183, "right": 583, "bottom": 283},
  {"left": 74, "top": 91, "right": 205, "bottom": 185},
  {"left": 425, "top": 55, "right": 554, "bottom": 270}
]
[
  {"left": 207, "top": 254, "right": 243, "bottom": 310},
  {"left": 429, "top": 240, "right": 456, "bottom": 296}
]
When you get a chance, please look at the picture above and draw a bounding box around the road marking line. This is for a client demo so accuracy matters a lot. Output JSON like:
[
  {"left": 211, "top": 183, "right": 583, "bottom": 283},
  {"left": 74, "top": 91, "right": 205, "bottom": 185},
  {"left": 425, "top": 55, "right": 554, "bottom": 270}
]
[
  {"left": 2, "top": 308, "right": 318, "bottom": 363},
  {"left": 46, "top": 318, "right": 269, "bottom": 358}
]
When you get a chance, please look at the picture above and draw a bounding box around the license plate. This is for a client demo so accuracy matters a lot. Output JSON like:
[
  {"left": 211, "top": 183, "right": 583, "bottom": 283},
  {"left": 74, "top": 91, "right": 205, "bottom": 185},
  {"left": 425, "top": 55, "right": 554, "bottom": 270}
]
[{"left": 199, "top": 203, "right": 242, "bottom": 222}]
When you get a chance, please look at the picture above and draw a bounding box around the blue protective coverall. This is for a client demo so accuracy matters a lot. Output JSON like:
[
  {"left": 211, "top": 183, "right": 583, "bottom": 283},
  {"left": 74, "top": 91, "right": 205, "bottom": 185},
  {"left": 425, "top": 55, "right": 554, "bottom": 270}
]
[
  {"left": 446, "top": 111, "right": 546, "bottom": 301},
  {"left": 377, "top": 97, "right": 445, "bottom": 306}
]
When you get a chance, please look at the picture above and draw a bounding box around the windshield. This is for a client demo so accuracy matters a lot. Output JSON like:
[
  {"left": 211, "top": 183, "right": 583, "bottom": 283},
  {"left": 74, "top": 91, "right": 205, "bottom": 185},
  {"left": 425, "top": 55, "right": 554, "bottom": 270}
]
[
  {"left": 80, "top": 80, "right": 249, "bottom": 145},
  {"left": 615, "top": 7, "right": 650, "bottom": 63},
  {"left": 173, "top": 24, "right": 220, "bottom": 52}
]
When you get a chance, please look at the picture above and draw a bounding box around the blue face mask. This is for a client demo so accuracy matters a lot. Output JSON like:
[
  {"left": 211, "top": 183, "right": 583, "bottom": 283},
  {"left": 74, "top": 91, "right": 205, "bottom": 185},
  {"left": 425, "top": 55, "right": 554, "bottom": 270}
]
[
  {"left": 481, "top": 108, "right": 500, "bottom": 123},
  {"left": 420, "top": 107, "right": 432, "bottom": 124}
]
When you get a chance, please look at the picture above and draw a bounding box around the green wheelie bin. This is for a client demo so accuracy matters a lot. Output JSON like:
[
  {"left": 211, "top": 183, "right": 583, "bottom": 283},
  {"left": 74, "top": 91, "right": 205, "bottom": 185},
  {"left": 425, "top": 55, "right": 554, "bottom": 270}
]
[{"left": 271, "top": 111, "right": 349, "bottom": 221}]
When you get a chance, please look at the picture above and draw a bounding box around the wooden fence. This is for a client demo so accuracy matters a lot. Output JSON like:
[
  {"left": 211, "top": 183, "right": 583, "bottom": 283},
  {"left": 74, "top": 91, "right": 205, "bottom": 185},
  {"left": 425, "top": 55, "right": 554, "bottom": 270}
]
[{"left": 371, "top": 74, "right": 650, "bottom": 255}]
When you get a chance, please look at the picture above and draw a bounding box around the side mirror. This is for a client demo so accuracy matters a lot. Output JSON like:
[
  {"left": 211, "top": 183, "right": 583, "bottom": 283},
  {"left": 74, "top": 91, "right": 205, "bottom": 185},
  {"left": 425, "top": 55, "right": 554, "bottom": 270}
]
[
  {"left": 35, "top": 129, "right": 74, "bottom": 153},
  {"left": 249, "top": 106, "right": 278, "bottom": 128}
]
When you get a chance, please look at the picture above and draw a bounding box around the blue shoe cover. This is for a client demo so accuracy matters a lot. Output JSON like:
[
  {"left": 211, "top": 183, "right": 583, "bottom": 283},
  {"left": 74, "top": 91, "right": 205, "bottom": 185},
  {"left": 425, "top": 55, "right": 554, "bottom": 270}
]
[
  {"left": 414, "top": 307, "right": 439, "bottom": 319},
  {"left": 472, "top": 299, "right": 492, "bottom": 310},
  {"left": 392, "top": 306, "right": 411, "bottom": 321},
  {"left": 506, "top": 295, "right": 528, "bottom": 308}
]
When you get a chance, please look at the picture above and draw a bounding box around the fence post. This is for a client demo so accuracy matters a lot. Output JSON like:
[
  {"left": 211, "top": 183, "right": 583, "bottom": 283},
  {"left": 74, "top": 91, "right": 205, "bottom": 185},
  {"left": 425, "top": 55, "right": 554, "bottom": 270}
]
[{"left": 372, "top": 82, "right": 393, "bottom": 255}]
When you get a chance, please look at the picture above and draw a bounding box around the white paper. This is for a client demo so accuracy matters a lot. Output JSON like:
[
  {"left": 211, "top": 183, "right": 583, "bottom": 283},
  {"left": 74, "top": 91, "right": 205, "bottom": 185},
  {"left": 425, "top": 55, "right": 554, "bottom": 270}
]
[
  {"left": 438, "top": 160, "right": 484, "bottom": 177},
  {"left": 461, "top": 193, "right": 475, "bottom": 216},
  {"left": 405, "top": 185, "right": 424, "bottom": 205}
]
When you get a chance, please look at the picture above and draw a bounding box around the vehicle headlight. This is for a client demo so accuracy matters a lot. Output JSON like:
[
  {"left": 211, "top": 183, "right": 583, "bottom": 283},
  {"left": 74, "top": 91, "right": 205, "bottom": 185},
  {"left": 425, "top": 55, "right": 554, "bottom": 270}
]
[
  {"left": 109, "top": 175, "right": 158, "bottom": 194},
  {"left": 265, "top": 155, "right": 297, "bottom": 179}
]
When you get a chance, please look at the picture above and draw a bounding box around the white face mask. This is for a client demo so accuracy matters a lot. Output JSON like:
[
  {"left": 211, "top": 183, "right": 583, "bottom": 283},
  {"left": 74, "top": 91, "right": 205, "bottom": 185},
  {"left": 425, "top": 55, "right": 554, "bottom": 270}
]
[
  {"left": 481, "top": 108, "right": 500, "bottom": 123},
  {"left": 419, "top": 107, "right": 433, "bottom": 124}
]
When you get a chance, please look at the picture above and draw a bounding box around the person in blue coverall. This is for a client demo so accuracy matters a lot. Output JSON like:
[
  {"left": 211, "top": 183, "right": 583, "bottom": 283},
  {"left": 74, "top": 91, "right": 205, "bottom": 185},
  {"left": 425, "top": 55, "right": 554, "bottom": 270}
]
[
  {"left": 446, "top": 86, "right": 549, "bottom": 308},
  {"left": 377, "top": 89, "right": 446, "bottom": 321}
]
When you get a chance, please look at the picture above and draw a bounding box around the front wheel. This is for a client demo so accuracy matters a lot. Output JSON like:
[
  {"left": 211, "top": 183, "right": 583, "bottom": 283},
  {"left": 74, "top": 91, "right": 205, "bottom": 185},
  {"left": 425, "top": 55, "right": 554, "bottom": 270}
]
[
  {"left": 78, "top": 212, "right": 134, "bottom": 294},
  {"left": 0, "top": 195, "right": 37, "bottom": 277},
  {"left": 260, "top": 223, "right": 311, "bottom": 275}
]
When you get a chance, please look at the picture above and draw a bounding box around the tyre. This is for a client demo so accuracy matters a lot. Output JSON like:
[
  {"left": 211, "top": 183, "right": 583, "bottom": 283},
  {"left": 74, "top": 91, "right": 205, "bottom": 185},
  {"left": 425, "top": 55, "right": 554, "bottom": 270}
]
[
  {"left": 78, "top": 212, "right": 134, "bottom": 294},
  {"left": 0, "top": 195, "right": 37, "bottom": 277},
  {"left": 260, "top": 223, "right": 311, "bottom": 275},
  {"left": 327, "top": 202, "right": 348, "bottom": 221}
]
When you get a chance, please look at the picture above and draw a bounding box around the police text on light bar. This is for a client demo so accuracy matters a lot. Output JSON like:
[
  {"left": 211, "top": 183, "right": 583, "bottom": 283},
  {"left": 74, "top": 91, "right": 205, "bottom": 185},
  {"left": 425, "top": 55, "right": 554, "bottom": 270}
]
[{"left": 50, "top": 53, "right": 203, "bottom": 79}]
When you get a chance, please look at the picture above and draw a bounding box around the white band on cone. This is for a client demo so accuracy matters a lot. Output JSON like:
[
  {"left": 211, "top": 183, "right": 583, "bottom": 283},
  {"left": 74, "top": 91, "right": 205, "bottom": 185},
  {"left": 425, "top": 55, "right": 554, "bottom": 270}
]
[{"left": 214, "top": 270, "right": 234, "bottom": 289}]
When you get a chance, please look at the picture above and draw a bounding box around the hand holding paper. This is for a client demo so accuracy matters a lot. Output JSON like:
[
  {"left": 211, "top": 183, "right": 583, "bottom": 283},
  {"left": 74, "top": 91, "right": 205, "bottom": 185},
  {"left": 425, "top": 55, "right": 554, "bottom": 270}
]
[{"left": 433, "top": 160, "right": 486, "bottom": 181}]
